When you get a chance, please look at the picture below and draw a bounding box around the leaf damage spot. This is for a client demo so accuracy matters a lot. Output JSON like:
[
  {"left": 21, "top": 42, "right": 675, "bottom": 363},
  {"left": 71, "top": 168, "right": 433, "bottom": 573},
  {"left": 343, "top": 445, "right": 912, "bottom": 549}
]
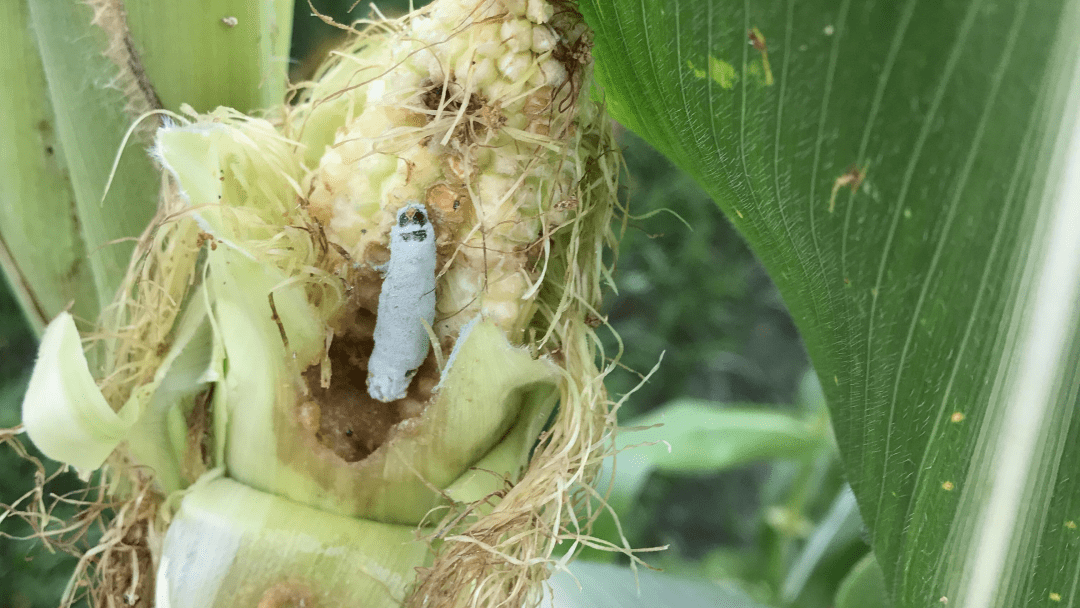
[
  {"left": 829, "top": 164, "right": 868, "bottom": 213},
  {"left": 1050, "top": 593, "right": 1062, "bottom": 602},
  {"left": 941, "top": 481, "right": 955, "bottom": 491},
  {"left": 686, "top": 56, "right": 737, "bottom": 90},
  {"left": 950, "top": 411, "right": 965, "bottom": 423},
  {"left": 1065, "top": 520, "right": 1077, "bottom": 530},
  {"left": 748, "top": 27, "right": 775, "bottom": 86}
]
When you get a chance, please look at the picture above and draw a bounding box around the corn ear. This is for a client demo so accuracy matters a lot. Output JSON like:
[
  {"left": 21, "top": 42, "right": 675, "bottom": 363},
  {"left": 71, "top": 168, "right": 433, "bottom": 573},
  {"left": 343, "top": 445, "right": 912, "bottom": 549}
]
[
  {"left": 125, "top": 0, "right": 294, "bottom": 114},
  {"left": 151, "top": 113, "right": 567, "bottom": 523},
  {"left": 27, "top": 0, "right": 159, "bottom": 313},
  {"left": 17, "top": 0, "right": 622, "bottom": 606}
]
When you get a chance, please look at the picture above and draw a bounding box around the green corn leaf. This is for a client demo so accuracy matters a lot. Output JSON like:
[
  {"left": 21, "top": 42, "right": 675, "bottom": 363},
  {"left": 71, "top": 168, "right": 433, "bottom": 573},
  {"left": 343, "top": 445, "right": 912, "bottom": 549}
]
[
  {"left": 125, "top": 0, "right": 294, "bottom": 113},
  {"left": 584, "top": 401, "right": 822, "bottom": 564},
  {"left": 780, "top": 486, "right": 864, "bottom": 603},
  {"left": 834, "top": 553, "right": 889, "bottom": 608},
  {"left": 27, "top": 0, "right": 159, "bottom": 315},
  {"left": 0, "top": 0, "right": 98, "bottom": 332},
  {"left": 579, "top": 1, "right": 1080, "bottom": 606}
]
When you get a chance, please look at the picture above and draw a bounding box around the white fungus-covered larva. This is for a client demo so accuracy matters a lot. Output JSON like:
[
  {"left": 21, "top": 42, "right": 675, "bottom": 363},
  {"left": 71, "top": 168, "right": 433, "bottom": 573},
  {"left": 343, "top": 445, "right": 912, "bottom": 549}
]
[{"left": 367, "top": 202, "right": 437, "bottom": 402}]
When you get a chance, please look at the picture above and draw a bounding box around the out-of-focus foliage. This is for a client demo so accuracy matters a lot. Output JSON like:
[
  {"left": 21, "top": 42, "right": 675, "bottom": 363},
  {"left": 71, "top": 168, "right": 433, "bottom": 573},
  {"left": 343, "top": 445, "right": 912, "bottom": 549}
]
[{"left": 603, "top": 132, "right": 809, "bottom": 415}]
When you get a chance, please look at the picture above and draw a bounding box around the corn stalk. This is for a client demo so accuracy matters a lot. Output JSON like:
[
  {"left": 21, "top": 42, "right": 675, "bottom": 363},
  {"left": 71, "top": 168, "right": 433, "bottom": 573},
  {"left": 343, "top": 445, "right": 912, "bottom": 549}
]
[{"left": 0, "top": 0, "right": 116, "bottom": 332}]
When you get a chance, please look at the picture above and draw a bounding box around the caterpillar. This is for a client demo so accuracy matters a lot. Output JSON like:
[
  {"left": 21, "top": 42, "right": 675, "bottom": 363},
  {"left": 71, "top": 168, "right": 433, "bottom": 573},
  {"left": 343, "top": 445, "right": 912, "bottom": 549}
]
[{"left": 367, "top": 202, "right": 437, "bottom": 402}]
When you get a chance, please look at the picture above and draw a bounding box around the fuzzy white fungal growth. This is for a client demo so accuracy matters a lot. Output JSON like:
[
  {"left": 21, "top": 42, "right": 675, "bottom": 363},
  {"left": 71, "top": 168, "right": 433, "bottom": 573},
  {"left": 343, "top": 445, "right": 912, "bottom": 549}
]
[{"left": 367, "top": 202, "right": 437, "bottom": 402}]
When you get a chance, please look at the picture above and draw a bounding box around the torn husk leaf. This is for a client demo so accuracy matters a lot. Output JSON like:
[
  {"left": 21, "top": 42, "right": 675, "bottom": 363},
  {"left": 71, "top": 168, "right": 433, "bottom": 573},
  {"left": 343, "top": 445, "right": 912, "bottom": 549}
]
[
  {"left": 21, "top": 312, "right": 139, "bottom": 470},
  {"left": 14, "top": 0, "right": 625, "bottom": 606}
]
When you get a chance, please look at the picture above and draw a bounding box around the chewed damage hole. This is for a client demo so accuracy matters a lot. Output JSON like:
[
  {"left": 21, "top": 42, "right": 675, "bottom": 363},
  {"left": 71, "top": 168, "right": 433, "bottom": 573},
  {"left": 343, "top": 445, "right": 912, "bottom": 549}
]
[
  {"left": 421, "top": 80, "right": 483, "bottom": 115},
  {"left": 419, "top": 79, "right": 495, "bottom": 143},
  {"left": 301, "top": 307, "right": 440, "bottom": 463}
]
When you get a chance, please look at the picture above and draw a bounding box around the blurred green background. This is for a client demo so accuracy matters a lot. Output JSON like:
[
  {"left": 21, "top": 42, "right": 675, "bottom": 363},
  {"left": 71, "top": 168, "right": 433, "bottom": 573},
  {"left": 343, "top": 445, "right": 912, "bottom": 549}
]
[{"left": 0, "top": 2, "right": 868, "bottom": 607}]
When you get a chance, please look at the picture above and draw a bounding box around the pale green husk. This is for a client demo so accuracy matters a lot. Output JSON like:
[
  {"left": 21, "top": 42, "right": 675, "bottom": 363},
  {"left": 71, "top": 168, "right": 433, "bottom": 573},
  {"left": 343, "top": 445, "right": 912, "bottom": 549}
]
[
  {"left": 21, "top": 312, "right": 139, "bottom": 470},
  {"left": 156, "top": 477, "right": 429, "bottom": 608}
]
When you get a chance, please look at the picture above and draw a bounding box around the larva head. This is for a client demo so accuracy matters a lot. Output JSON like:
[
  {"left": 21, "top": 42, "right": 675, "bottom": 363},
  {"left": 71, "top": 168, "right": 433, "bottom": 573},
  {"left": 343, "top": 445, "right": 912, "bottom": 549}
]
[{"left": 392, "top": 201, "right": 435, "bottom": 243}]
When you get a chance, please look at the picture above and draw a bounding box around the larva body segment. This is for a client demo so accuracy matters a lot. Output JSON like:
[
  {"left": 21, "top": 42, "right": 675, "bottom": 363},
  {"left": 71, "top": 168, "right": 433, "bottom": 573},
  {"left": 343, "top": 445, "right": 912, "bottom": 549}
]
[{"left": 367, "top": 202, "right": 437, "bottom": 402}]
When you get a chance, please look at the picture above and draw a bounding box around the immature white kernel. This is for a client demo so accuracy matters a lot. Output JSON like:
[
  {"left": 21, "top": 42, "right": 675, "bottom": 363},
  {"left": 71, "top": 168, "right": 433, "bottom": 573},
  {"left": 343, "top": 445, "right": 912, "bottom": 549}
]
[
  {"left": 474, "top": 39, "right": 501, "bottom": 58},
  {"left": 419, "top": 50, "right": 445, "bottom": 83},
  {"left": 503, "top": 0, "right": 528, "bottom": 17},
  {"left": 526, "top": 0, "right": 554, "bottom": 24},
  {"left": 491, "top": 151, "right": 519, "bottom": 176},
  {"left": 532, "top": 25, "right": 557, "bottom": 53},
  {"left": 535, "top": 58, "right": 568, "bottom": 87},
  {"left": 497, "top": 52, "right": 531, "bottom": 81},
  {"left": 411, "top": 16, "right": 439, "bottom": 44},
  {"left": 366, "top": 79, "right": 388, "bottom": 106},
  {"left": 454, "top": 55, "right": 476, "bottom": 81},
  {"left": 500, "top": 19, "right": 533, "bottom": 54},
  {"left": 387, "top": 69, "right": 423, "bottom": 96},
  {"left": 472, "top": 57, "right": 498, "bottom": 87},
  {"left": 429, "top": 1, "right": 462, "bottom": 25}
]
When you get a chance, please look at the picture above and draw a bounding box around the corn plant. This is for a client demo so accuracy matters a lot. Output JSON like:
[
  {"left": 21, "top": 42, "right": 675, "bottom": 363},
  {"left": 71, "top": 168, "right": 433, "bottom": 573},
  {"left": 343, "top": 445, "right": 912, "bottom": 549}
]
[{"left": 2, "top": 0, "right": 1080, "bottom": 607}]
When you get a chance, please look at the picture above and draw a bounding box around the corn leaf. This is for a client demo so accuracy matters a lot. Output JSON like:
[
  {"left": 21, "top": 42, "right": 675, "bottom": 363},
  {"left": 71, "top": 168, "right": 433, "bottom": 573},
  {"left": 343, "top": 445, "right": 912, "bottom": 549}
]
[
  {"left": 543, "top": 561, "right": 767, "bottom": 608},
  {"left": 780, "top": 486, "right": 864, "bottom": 603},
  {"left": 124, "top": 0, "right": 295, "bottom": 113},
  {"left": 27, "top": 0, "right": 159, "bottom": 314},
  {"left": 609, "top": 401, "right": 821, "bottom": 515},
  {"left": 0, "top": 0, "right": 98, "bottom": 332},
  {"left": 580, "top": 1, "right": 1080, "bottom": 606},
  {"left": 834, "top": 554, "right": 888, "bottom": 608}
]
